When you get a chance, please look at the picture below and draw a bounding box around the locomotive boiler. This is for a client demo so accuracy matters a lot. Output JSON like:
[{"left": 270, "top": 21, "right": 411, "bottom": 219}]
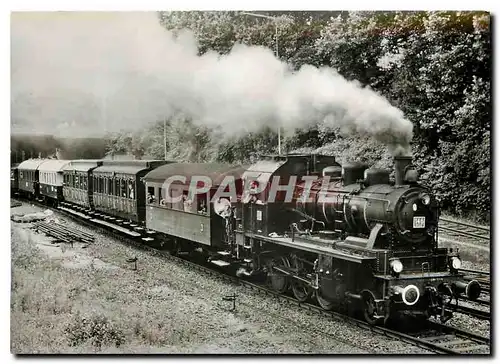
[{"left": 295, "top": 156, "right": 439, "bottom": 248}]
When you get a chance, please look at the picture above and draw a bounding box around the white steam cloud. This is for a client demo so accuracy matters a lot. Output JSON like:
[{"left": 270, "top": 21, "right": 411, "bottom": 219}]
[{"left": 11, "top": 11, "right": 413, "bottom": 154}]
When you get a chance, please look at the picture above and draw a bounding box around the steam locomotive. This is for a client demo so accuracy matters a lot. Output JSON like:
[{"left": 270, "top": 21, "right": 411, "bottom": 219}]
[{"left": 11, "top": 153, "right": 480, "bottom": 325}]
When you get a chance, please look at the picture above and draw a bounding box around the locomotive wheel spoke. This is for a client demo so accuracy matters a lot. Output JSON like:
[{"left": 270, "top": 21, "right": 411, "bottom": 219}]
[
  {"left": 316, "top": 289, "right": 335, "bottom": 310},
  {"left": 362, "top": 291, "right": 383, "bottom": 325},
  {"left": 292, "top": 283, "right": 311, "bottom": 302},
  {"left": 267, "top": 257, "right": 290, "bottom": 294},
  {"left": 290, "top": 258, "right": 311, "bottom": 302}
]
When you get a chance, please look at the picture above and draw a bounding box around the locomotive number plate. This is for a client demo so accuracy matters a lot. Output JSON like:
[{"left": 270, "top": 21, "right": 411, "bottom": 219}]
[{"left": 413, "top": 216, "right": 426, "bottom": 228}]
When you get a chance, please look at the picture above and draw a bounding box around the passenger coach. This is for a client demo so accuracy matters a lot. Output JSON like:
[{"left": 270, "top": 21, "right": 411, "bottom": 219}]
[
  {"left": 143, "top": 163, "right": 246, "bottom": 250},
  {"left": 63, "top": 160, "right": 102, "bottom": 209},
  {"left": 38, "top": 159, "right": 70, "bottom": 204},
  {"left": 91, "top": 160, "right": 168, "bottom": 223},
  {"left": 11, "top": 163, "right": 19, "bottom": 195},
  {"left": 17, "top": 159, "right": 47, "bottom": 198}
]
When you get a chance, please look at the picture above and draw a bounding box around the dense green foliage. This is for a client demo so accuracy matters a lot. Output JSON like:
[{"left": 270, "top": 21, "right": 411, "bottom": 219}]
[{"left": 105, "top": 11, "right": 490, "bottom": 221}]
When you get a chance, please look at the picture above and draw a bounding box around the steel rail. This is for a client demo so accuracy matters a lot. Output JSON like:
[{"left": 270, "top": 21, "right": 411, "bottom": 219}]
[
  {"left": 439, "top": 218, "right": 490, "bottom": 242},
  {"left": 455, "top": 305, "right": 490, "bottom": 320}
]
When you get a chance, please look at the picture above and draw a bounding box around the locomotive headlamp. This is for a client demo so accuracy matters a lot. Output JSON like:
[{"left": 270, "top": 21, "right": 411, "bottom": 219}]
[
  {"left": 450, "top": 257, "right": 462, "bottom": 270},
  {"left": 390, "top": 259, "right": 403, "bottom": 274},
  {"left": 420, "top": 193, "right": 431, "bottom": 206}
]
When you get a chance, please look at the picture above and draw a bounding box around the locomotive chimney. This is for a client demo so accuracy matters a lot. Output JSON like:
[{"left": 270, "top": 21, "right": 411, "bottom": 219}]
[{"left": 394, "top": 156, "right": 412, "bottom": 186}]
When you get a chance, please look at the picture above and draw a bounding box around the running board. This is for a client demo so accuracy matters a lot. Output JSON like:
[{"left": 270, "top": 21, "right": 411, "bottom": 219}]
[{"left": 210, "top": 260, "right": 231, "bottom": 267}]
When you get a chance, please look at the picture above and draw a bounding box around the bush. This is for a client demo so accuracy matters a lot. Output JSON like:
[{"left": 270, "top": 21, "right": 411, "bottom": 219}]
[{"left": 65, "top": 313, "right": 125, "bottom": 349}]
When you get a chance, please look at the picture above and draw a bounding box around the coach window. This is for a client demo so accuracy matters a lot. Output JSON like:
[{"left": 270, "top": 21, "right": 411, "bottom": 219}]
[
  {"left": 197, "top": 194, "right": 207, "bottom": 214},
  {"left": 119, "top": 178, "right": 125, "bottom": 198},
  {"left": 158, "top": 186, "right": 165, "bottom": 206},
  {"left": 128, "top": 179, "right": 135, "bottom": 199},
  {"left": 147, "top": 186, "right": 155, "bottom": 204},
  {"left": 106, "top": 178, "right": 111, "bottom": 195},
  {"left": 75, "top": 175, "right": 80, "bottom": 189},
  {"left": 169, "top": 187, "right": 182, "bottom": 211}
]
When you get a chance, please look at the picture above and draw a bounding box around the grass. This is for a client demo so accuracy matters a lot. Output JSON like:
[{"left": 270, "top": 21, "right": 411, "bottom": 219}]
[{"left": 10, "top": 226, "right": 212, "bottom": 354}]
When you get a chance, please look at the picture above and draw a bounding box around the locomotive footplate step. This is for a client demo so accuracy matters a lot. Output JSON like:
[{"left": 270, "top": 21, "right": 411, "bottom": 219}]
[
  {"left": 210, "top": 260, "right": 231, "bottom": 267},
  {"left": 59, "top": 207, "right": 92, "bottom": 220},
  {"left": 217, "top": 251, "right": 231, "bottom": 256},
  {"left": 90, "top": 218, "right": 141, "bottom": 237},
  {"left": 142, "top": 237, "right": 154, "bottom": 242}
]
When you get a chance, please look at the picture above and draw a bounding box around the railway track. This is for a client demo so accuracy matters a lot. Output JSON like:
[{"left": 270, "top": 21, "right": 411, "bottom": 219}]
[
  {"left": 459, "top": 268, "right": 490, "bottom": 294},
  {"left": 11, "top": 199, "right": 491, "bottom": 354},
  {"left": 439, "top": 218, "right": 490, "bottom": 243},
  {"left": 453, "top": 268, "right": 491, "bottom": 320}
]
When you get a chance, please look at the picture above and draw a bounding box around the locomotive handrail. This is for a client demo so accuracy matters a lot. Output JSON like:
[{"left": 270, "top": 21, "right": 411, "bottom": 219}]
[{"left": 320, "top": 189, "right": 393, "bottom": 207}]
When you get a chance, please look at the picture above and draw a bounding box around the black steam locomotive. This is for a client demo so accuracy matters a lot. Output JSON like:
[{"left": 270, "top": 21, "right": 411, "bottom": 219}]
[{"left": 11, "top": 153, "right": 479, "bottom": 325}]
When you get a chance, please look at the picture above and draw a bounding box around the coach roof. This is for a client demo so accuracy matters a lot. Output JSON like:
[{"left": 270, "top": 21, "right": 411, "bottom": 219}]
[
  {"left": 93, "top": 160, "right": 169, "bottom": 176},
  {"left": 63, "top": 160, "right": 103, "bottom": 172},
  {"left": 38, "top": 159, "right": 70, "bottom": 173},
  {"left": 18, "top": 159, "right": 47, "bottom": 171},
  {"left": 144, "top": 163, "right": 247, "bottom": 186}
]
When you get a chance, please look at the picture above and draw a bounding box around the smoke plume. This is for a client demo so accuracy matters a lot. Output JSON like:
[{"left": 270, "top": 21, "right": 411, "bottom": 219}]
[{"left": 11, "top": 11, "right": 413, "bottom": 155}]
